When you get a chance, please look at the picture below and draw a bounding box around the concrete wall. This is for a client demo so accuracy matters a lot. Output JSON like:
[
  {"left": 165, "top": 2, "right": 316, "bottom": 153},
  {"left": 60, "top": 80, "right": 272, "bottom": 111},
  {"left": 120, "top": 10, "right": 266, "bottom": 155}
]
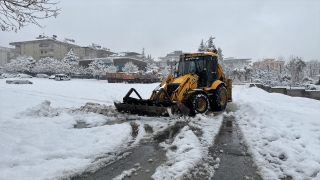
[
  {"left": 250, "top": 84, "right": 320, "bottom": 100},
  {"left": 286, "top": 89, "right": 305, "bottom": 97},
  {"left": 271, "top": 88, "right": 287, "bottom": 94}
]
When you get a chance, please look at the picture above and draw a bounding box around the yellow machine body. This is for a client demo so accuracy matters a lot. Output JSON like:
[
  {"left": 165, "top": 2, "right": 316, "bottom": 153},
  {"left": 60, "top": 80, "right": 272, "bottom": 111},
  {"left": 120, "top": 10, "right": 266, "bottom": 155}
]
[{"left": 114, "top": 50, "right": 232, "bottom": 116}]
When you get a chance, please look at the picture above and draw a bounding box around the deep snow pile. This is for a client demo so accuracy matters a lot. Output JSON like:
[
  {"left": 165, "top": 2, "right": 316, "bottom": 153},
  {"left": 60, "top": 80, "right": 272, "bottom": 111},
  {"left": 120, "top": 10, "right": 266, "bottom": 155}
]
[
  {"left": 0, "top": 79, "right": 162, "bottom": 179},
  {"left": 0, "top": 100, "right": 133, "bottom": 180},
  {"left": 233, "top": 85, "right": 320, "bottom": 180}
]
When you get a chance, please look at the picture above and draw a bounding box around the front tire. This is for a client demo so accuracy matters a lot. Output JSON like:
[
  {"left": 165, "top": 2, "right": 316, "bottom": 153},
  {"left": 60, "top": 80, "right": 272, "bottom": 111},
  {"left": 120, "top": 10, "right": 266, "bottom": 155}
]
[
  {"left": 211, "top": 86, "right": 228, "bottom": 111},
  {"left": 188, "top": 93, "right": 210, "bottom": 115}
]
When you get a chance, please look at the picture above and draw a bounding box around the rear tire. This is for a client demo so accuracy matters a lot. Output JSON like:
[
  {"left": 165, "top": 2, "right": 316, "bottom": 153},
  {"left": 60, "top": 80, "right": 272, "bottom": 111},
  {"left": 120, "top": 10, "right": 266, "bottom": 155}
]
[
  {"left": 15, "top": 82, "right": 19, "bottom": 84},
  {"left": 188, "top": 93, "right": 210, "bottom": 115},
  {"left": 211, "top": 86, "right": 228, "bottom": 111}
]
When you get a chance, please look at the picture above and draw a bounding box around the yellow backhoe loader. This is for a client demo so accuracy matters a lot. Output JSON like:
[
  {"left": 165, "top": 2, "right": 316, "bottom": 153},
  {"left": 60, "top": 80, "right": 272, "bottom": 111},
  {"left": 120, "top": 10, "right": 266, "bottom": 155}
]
[{"left": 114, "top": 49, "right": 232, "bottom": 116}]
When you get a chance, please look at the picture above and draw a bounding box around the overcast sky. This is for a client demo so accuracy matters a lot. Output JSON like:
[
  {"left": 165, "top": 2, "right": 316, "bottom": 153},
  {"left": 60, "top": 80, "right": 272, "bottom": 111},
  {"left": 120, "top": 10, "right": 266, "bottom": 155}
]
[{"left": 0, "top": 0, "right": 319, "bottom": 62}]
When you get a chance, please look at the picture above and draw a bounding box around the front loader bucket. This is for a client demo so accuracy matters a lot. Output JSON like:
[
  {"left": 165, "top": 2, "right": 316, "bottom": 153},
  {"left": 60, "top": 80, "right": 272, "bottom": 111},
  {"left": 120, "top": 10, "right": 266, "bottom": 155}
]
[
  {"left": 114, "top": 88, "right": 190, "bottom": 117},
  {"left": 114, "top": 101, "right": 173, "bottom": 117}
]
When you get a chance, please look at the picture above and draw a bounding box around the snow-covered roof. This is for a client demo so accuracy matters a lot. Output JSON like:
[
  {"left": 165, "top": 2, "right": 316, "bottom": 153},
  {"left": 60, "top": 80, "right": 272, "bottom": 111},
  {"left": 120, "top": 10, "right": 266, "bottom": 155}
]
[
  {"left": 112, "top": 57, "right": 145, "bottom": 62},
  {"left": 119, "top": 52, "right": 141, "bottom": 56},
  {"left": 9, "top": 37, "right": 80, "bottom": 47}
]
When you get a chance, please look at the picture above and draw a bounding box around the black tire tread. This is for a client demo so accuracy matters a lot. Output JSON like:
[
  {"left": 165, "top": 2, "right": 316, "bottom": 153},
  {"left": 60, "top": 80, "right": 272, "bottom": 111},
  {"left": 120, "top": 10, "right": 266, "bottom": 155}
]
[
  {"left": 210, "top": 86, "right": 228, "bottom": 111},
  {"left": 188, "top": 93, "right": 210, "bottom": 115}
]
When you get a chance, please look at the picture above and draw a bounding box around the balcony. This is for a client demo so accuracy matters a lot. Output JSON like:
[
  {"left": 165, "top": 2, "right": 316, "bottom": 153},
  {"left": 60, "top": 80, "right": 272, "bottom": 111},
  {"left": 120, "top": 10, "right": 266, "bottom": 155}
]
[{"left": 39, "top": 43, "right": 54, "bottom": 49}]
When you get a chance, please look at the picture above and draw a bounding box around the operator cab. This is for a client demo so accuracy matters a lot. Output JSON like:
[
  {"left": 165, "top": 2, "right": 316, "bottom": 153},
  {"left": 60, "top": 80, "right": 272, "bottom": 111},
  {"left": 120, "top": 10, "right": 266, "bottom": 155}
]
[{"left": 177, "top": 52, "right": 219, "bottom": 87}]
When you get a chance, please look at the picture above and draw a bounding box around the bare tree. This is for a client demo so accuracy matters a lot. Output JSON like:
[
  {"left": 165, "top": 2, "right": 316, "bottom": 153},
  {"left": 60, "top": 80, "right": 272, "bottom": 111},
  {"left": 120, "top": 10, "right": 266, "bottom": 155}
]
[{"left": 0, "top": 0, "right": 61, "bottom": 32}]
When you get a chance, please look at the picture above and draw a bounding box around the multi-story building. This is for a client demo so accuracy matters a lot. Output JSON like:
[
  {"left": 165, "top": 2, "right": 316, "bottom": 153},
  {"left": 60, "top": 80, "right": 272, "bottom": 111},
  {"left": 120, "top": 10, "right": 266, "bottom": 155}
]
[
  {"left": 9, "top": 35, "right": 115, "bottom": 61},
  {"left": 222, "top": 57, "right": 252, "bottom": 78},
  {"left": 0, "top": 46, "right": 14, "bottom": 66},
  {"left": 253, "top": 58, "right": 285, "bottom": 72},
  {"left": 158, "top": 51, "right": 189, "bottom": 68},
  {"left": 223, "top": 57, "right": 252, "bottom": 68}
]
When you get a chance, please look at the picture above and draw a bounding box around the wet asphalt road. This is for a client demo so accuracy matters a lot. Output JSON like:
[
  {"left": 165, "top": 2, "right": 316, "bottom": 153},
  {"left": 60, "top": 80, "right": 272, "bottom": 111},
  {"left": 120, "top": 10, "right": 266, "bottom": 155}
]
[
  {"left": 72, "top": 104, "right": 263, "bottom": 180},
  {"left": 72, "top": 142, "right": 167, "bottom": 180},
  {"left": 210, "top": 116, "right": 262, "bottom": 180}
]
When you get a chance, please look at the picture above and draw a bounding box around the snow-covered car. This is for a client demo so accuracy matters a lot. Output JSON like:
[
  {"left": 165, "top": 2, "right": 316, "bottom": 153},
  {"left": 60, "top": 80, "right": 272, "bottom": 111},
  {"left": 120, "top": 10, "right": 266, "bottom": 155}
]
[
  {"left": 49, "top": 75, "right": 56, "bottom": 79},
  {"left": 2, "top": 74, "right": 17, "bottom": 78},
  {"left": 19, "top": 74, "right": 33, "bottom": 78},
  {"left": 305, "top": 84, "right": 319, "bottom": 90},
  {"left": 6, "top": 79, "right": 33, "bottom": 84},
  {"left": 36, "top": 74, "right": 49, "bottom": 78},
  {"left": 55, "top": 74, "right": 70, "bottom": 81}
]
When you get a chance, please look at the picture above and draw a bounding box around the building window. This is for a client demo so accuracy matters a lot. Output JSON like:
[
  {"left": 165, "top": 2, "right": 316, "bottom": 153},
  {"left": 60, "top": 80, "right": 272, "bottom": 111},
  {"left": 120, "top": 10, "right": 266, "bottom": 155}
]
[
  {"left": 34, "top": 44, "right": 37, "bottom": 48},
  {"left": 34, "top": 51, "right": 37, "bottom": 55},
  {"left": 41, "top": 51, "right": 43, "bottom": 54},
  {"left": 57, "top": 51, "right": 60, "bottom": 55},
  {"left": 57, "top": 44, "right": 60, "bottom": 48}
]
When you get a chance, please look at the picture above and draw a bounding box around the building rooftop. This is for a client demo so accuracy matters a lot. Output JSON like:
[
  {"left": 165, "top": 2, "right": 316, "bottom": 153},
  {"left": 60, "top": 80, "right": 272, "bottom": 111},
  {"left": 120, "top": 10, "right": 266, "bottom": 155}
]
[
  {"left": 9, "top": 35, "right": 115, "bottom": 54},
  {"left": 119, "top": 52, "right": 141, "bottom": 56}
]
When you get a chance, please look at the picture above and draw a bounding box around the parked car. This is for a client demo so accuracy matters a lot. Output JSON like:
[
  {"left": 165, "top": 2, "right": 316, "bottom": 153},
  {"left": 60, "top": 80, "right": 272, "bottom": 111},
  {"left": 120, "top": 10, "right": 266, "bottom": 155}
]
[
  {"left": 2, "top": 74, "right": 17, "bottom": 78},
  {"left": 55, "top": 74, "right": 70, "bottom": 81},
  {"left": 305, "top": 84, "right": 318, "bottom": 90},
  {"left": 36, "top": 74, "right": 49, "bottom": 78},
  {"left": 6, "top": 79, "right": 33, "bottom": 84},
  {"left": 19, "top": 74, "right": 33, "bottom": 78},
  {"left": 49, "top": 75, "right": 56, "bottom": 79}
]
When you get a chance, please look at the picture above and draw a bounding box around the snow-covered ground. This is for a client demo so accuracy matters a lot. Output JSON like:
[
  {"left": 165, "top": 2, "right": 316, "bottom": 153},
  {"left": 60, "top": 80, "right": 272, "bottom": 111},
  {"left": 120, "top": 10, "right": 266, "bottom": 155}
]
[
  {"left": 0, "top": 78, "right": 319, "bottom": 180},
  {"left": 233, "top": 85, "right": 320, "bottom": 180}
]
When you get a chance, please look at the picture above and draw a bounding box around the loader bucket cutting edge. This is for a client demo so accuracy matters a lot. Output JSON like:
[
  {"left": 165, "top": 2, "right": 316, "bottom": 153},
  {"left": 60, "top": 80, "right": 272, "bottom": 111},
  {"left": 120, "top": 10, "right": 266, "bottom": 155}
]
[
  {"left": 113, "top": 87, "right": 190, "bottom": 117},
  {"left": 114, "top": 101, "right": 173, "bottom": 117},
  {"left": 114, "top": 101, "right": 190, "bottom": 117}
]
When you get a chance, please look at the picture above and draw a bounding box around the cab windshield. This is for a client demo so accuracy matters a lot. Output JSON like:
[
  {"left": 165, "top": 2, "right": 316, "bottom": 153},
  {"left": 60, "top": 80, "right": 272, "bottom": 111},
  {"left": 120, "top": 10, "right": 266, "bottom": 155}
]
[{"left": 177, "top": 56, "right": 206, "bottom": 76}]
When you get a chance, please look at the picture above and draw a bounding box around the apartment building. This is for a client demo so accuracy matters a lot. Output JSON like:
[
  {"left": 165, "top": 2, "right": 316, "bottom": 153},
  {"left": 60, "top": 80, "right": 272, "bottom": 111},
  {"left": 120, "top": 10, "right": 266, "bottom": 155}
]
[
  {"left": 253, "top": 58, "right": 285, "bottom": 72},
  {"left": 158, "top": 51, "right": 189, "bottom": 68},
  {"left": 223, "top": 57, "right": 252, "bottom": 68},
  {"left": 0, "top": 46, "right": 14, "bottom": 66},
  {"left": 9, "top": 35, "right": 115, "bottom": 61}
]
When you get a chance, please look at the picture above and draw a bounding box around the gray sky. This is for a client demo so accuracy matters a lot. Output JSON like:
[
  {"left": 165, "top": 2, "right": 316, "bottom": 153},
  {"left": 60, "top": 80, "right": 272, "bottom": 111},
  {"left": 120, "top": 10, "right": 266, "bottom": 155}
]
[{"left": 0, "top": 0, "right": 319, "bottom": 62}]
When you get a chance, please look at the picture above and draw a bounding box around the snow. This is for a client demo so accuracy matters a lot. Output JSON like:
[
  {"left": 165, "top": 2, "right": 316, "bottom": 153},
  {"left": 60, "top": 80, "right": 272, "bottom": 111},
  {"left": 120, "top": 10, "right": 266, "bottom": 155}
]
[
  {"left": 153, "top": 126, "right": 203, "bottom": 179},
  {"left": 233, "top": 85, "right": 320, "bottom": 180},
  {"left": 152, "top": 114, "right": 224, "bottom": 179},
  {"left": 0, "top": 78, "right": 319, "bottom": 180},
  {"left": 0, "top": 79, "right": 157, "bottom": 179}
]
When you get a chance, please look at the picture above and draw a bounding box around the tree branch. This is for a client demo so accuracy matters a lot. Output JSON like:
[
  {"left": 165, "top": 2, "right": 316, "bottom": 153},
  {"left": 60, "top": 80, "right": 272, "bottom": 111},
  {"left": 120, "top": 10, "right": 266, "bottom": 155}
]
[{"left": 0, "top": 0, "right": 61, "bottom": 32}]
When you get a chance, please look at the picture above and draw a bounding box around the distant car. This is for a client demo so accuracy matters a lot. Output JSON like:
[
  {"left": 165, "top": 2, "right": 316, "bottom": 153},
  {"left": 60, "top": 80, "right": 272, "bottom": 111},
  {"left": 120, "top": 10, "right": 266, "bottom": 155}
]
[
  {"left": 2, "top": 74, "right": 16, "bottom": 78},
  {"left": 55, "top": 74, "right": 70, "bottom": 81},
  {"left": 49, "top": 75, "right": 56, "bottom": 79},
  {"left": 19, "top": 74, "right": 33, "bottom": 78},
  {"left": 6, "top": 79, "right": 33, "bottom": 84},
  {"left": 305, "top": 84, "right": 318, "bottom": 90},
  {"left": 36, "top": 74, "right": 49, "bottom": 78}
]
